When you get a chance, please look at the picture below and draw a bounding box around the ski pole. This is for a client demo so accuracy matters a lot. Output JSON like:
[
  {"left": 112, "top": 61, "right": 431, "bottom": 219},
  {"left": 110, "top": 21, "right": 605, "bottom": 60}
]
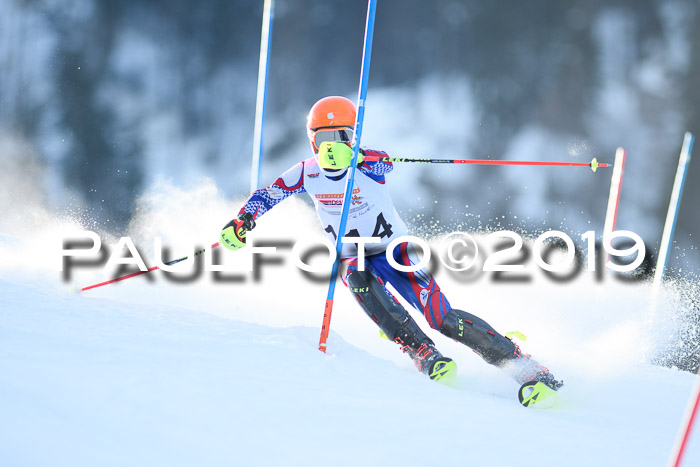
[
  {"left": 79, "top": 242, "right": 219, "bottom": 292},
  {"left": 361, "top": 155, "right": 609, "bottom": 172},
  {"left": 318, "top": 0, "right": 377, "bottom": 353}
]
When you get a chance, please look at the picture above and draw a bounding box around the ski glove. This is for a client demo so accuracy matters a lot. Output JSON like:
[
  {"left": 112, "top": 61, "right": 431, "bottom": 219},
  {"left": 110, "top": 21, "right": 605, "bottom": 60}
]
[
  {"left": 221, "top": 212, "right": 256, "bottom": 251},
  {"left": 317, "top": 141, "right": 363, "bottom": 170}
]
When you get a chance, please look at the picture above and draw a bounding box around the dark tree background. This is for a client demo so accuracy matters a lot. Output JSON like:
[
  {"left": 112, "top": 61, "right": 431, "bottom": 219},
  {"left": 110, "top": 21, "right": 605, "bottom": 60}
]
[{"left": 1, "top": 0, "right": 698, "bottom": 247}]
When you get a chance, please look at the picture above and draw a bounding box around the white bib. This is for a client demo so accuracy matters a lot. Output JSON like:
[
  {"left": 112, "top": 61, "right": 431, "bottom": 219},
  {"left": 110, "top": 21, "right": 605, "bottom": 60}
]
[{"left": 298, "top": 157, "right": 408, "bottom": 258}]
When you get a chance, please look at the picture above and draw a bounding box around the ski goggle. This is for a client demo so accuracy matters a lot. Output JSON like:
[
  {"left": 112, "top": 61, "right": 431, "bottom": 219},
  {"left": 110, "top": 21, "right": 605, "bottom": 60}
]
[{"left": 312, "top": 127, "right": 354, "bottom": 150}]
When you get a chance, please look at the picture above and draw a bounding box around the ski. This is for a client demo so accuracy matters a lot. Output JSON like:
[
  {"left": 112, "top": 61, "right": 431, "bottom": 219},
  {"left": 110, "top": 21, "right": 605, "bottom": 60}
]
[
  {"left": 518, "top": 381, "right": 560, "bottom": 408},
  {"left": 429, "top": 359, "right": 457, "bottom": 384}
]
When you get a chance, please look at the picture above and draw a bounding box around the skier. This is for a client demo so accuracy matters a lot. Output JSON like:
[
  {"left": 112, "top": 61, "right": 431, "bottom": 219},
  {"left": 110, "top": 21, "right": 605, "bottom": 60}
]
[{"left": 221, "top": 96, "right": 563, "bottom": 405}]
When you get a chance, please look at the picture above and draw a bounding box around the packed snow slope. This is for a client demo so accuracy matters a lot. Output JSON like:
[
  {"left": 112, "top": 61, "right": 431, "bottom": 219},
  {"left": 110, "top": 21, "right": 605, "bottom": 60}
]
[{"left": 1, "top": 181, "right": 699, "bottom": 467}]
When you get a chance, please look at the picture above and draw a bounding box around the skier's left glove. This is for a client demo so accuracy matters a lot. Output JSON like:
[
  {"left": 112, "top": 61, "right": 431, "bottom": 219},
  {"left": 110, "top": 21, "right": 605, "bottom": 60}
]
[
  {"left": 318, "top": 141, "right": 363, "bottom": 169},
  {"left": 221, "top": 212, "right": 256, "bottom": 250}
]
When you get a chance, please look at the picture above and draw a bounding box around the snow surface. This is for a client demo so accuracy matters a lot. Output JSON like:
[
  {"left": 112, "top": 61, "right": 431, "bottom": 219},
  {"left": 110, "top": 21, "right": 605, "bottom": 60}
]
[{"left": 1, "top": 182, "right": 699, "bottom": 467}]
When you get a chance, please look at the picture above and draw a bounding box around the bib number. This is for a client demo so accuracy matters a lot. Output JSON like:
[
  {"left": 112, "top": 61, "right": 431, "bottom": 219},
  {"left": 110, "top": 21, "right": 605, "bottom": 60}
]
[
  {"left": 371, "top": 212, "right": 393, "bottom": 239},
  {"left": 325, "top": 212, "right": 393, "bottom": 241}
]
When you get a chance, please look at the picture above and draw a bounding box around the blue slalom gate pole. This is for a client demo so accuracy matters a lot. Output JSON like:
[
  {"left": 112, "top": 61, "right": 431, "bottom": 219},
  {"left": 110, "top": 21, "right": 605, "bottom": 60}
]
[
  {"left": 652, "top": 131, "right": 694, "bottom": 290},
  {"left": 250, "top": 0, "right": 275, "bottom": 194},
  {"left": 319, "top": 0, "right": 378, "bottom": 353}
]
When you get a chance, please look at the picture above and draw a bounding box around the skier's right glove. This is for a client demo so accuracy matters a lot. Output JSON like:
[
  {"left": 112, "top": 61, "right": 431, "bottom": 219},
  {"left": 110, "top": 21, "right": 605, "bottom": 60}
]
[
  {"left": 317, "top": 141, "right": 363, "bottom": 169},
  {"left": 220, "top": 212, "right": 256, "bottom": 250}
]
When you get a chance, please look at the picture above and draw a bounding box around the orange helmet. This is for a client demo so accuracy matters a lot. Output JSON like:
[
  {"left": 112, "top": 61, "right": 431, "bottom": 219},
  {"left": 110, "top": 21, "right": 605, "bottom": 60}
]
[{"left": 306, "top": 96, "right": 357, "bottom": 153}]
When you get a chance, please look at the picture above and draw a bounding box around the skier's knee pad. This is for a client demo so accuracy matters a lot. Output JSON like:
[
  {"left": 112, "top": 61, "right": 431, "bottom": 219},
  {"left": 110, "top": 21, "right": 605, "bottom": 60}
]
[
  {"left": 346, "top": 268, "right": 411, "bottom": 339},
  {"left": 440, "top": 309, "right": 517, "bottom": 366}
]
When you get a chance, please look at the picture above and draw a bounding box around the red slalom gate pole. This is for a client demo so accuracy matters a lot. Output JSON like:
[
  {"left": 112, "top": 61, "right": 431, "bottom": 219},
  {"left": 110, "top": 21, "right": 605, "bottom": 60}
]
[
  {"left": 668, "top": 371, "right": 700, "bottom": 467},
  {"left": 79, "top": 242, "right": 219, "bottom": 292},
  {"left": 362, "top": 155, "right": 609, "bottom": 172}
]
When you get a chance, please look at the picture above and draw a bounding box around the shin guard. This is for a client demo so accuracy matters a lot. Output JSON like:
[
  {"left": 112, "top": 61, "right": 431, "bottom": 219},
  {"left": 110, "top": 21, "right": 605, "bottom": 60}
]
[
  {"left": 346, "top": 268, "right": 449, "bottom": 376},
  {"left": 440, "top": 309, "right": 519, "bottom": 365},
  {"left": 347, "top": 268, "right": 433, "bottom": 348},
  {"left": 440, "top": 309, "right": 553, "bottom": 384}
]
